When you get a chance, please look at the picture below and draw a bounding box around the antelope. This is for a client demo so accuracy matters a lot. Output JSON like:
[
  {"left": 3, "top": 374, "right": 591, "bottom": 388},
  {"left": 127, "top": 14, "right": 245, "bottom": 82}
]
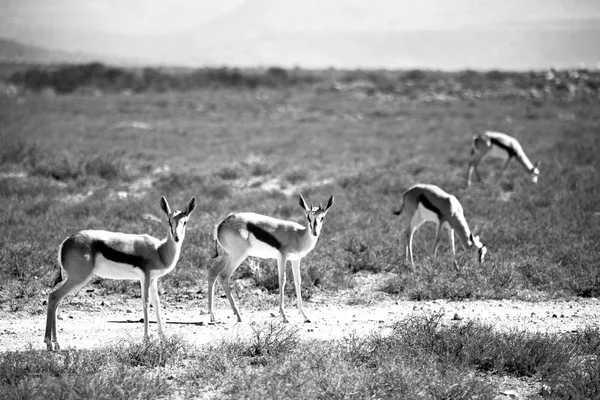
[
  {"left": 466, "top": 131, "right": 540, "bottom": 188},
  {"left": 44, "top": 196, "right": 196, "bottom": 351},
  {"left": 393, "top": 184, "right": 486, "bottom": 267},
  {"left": 208, "top": 194, "right": 334, "bottom": 324}
]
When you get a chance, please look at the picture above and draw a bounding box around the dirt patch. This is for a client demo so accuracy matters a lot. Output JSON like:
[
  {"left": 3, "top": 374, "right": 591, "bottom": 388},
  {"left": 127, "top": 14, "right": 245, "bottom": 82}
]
[
  {"left": 2, "top": 294, "right": 599, "bottom": 352},
  {"left": 2, "top": 293, "right": 599, "bottom": 399}
]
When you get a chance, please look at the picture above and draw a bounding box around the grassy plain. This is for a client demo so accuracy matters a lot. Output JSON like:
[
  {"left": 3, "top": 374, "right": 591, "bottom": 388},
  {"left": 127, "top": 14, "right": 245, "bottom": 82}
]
[{"left": 1, "top": 81, "right": 599, "bottom": 398}]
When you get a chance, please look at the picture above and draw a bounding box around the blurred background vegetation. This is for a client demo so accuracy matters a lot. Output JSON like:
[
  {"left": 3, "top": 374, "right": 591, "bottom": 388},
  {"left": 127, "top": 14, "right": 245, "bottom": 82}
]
[{"left": 0, "top": 62, "right": 599, "bottom": 314}]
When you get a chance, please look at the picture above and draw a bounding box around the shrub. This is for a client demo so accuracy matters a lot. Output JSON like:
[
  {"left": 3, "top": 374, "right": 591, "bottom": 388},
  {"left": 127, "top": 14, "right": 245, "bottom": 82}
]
[
  {"left": 342, "top": 237, "right": 382, "bottom": 273},
  {"left": 0, "top": 134, "right": 41, "bottom": 167},
  {"left": 115, "top": 335, "right": 187, "bottom": 368}
]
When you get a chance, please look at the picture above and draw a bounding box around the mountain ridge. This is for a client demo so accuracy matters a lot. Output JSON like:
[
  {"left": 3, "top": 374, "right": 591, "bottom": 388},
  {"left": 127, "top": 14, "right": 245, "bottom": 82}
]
[{"left": 1, "top": 16, "right": 599, "bottom": 70}]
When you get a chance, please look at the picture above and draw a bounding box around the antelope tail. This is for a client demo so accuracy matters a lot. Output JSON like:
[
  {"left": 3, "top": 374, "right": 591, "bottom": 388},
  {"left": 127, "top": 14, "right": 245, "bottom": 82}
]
[
  {"left": 392, "top": 203, "right": 404, "bottom": 216},
  {"left": 211, "top": 224, "right": 220, "bottom": 258},
  {"left": 52, "top": 241, "right": 65, "bottom": 287},
  {"left": 52, "top": 269, "right": 63, "bottom": 288}
]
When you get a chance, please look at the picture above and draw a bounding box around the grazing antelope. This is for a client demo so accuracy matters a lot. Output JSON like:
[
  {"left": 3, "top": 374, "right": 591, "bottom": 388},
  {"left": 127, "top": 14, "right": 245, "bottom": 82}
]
[
  {"left": 393, "top": 184, "right": 486, "bottom": 267},
  {"left": 466, "top": 131, "right": 540, "bottom": 187},
  {"left": 44, "top": 196, "right": 196, "bottom": 351},
  {"left": 208, "top": 194, "right": 334, "bottom": 324}
]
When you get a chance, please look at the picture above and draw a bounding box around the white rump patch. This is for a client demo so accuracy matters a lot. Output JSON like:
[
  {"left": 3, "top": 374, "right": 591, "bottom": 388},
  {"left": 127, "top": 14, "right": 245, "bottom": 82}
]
[{"left": 94, "top": 254, "right": 143, "bottom": 281}]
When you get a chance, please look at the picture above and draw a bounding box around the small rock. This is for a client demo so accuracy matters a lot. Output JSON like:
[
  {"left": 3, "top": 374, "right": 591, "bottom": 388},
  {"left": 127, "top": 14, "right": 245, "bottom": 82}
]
[
  {"left": 552, "top": 314, "right": 557, "bottom": 318},
  {"left": 126, "top": 308, "right": 133, "bottom": 313},
  {"left": 452, "top": 313, "right": 462, "bottom": 321}
]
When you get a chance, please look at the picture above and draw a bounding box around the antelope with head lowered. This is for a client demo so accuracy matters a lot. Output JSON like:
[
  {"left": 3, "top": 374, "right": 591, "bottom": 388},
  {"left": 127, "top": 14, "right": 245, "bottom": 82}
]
[
  {"left": 467, "top": 131, "right": 540, "bottom": 188},
  {"left": 393, "top": 184, "right": 486, "bottom": 267},
  {"left": 208, "top": 194, "right": 334, "bottom": 323},
  {"left": 44, "top": 196, "right": 196, "bottom": 351}
]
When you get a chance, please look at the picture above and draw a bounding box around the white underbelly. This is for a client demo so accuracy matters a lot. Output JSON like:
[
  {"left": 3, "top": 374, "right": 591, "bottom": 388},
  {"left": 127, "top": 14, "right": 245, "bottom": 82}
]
[
  {"left": 247, "top": 236, "right": 281, "bottom": 259},
  {"left": 149, "top": 264, "right": 175, "bottom": 279},
  {"left": 483, "top": 145, "right": 510, "bottom": 161},
  {"left": 94, "top": 254, "right": 144, "bottom": 280},
  {"left": 287, "top": 251, "right": 308, "bottom": 261},
  {"left": 415, "top": 203, "right": 439, "bottom": 224}
]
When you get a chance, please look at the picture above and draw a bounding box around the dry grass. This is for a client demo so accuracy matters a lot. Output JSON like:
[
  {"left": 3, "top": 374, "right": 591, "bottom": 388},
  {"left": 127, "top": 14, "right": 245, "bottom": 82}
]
[
  {"left": 1, "top": 79, "right": 599, "bottom": 397},
  {"left": 1, "top": 319, "right": 598, "bottom": 399}
]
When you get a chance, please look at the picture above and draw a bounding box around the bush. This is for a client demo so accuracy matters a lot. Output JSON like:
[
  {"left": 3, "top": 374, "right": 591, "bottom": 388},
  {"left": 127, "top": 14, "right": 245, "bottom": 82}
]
[
  {"left": 31, "top": 152, "right": 126, "bottom": 181},
  {"left": 0, "top": 134, "right": 41, "bottom": 166}
]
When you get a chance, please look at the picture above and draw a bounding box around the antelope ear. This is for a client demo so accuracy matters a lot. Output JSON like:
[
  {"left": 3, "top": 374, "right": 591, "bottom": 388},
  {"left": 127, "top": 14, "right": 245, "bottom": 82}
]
[
  {"left": 186, "top": 197, "right": 197, "bottom": 216},
  {"left": 160, "top": 196, "right": 171, "bottom": 216},
  {"left": 298, "top": 194, "right": 309, "bottom": 213},
  {"left": 482, "top": 133, "right": 492, "bottom": 147},
  {"left": 323, "top": 195, "right": 334, "bottom": 212}
]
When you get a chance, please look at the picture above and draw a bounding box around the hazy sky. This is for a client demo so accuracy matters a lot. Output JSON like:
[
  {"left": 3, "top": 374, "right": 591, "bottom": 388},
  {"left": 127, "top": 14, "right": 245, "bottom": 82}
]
[
  {"left": 1, "top": 0, "right": 599, "bottom": 69},
  {"left": 0, "top": 0, "right": 245, "bottom": 36},
  {"left": 2, "top": 0, "right": 600, "bottom": 37}
]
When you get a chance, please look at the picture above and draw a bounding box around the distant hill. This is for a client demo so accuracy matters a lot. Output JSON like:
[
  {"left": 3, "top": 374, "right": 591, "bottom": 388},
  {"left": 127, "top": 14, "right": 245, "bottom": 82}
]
[
  {"left": 0, "top": 38, "right": 91, "bottom": 64},
  {"left": 1, "top": 11, "right": 599, "bottom": 70}
]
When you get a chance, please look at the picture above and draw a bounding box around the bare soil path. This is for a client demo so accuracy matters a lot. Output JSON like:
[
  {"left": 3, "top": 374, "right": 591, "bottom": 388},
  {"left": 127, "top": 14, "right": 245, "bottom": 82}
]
[
  {"left": 2, "top": 290, "right": 599, "bottom": 399},
  {"left": 2, "top": 295, "right": 599, "bottom": 353}
]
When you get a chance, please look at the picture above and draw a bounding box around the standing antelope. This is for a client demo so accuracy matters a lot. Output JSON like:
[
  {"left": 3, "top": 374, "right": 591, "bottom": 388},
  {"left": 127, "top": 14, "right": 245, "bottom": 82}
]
[
  {"left": 44, "top": 196, "right": 196, "bottom": 351},
  {"left": 393, "top": 184, "right": 486, "bottom": 267},
  {"left": 466, "top": 131, "right": 540, "bottom": 187},
  {"left": 208, "top": 194, "right": 334, "bottom": 324}
]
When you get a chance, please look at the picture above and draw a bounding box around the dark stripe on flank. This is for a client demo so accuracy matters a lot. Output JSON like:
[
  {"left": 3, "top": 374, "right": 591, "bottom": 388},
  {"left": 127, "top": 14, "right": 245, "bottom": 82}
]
[
  {"left": 417, "top": 194, "right": 443, "bottom": 219},
  {"left": 91, "top": 240, "right": 147, "bottom": 268},
  {"left": 490, "top": 137, "right": 518, "bottom": 158},
  {"left": 247, "top": 223, "right": 282, "bottom": 250}
]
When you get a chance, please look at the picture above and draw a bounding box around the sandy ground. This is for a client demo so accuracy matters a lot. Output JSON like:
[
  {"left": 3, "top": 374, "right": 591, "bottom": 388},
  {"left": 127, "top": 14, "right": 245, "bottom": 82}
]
[
  {"left": 1, "top": 290, "right": 599, "bottom": 399},
  {"left": 2, "top": 294, "right": 599, "bottom": 353}
]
